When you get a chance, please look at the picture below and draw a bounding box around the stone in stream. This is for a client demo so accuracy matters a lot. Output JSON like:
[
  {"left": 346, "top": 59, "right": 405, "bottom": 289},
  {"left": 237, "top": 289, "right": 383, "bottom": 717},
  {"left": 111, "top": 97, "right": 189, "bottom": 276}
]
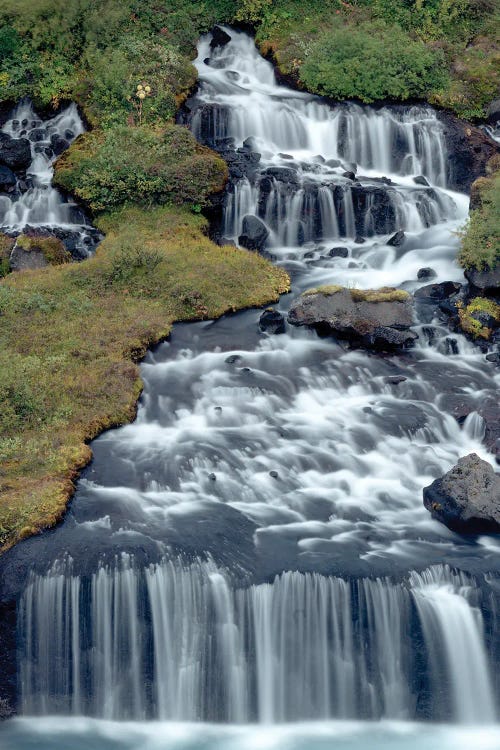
[
  {"left": 414, "top": 281, "right": 462, "bottom": 301},
  {"left": 210, "top": 25, "right": 232, "bottom": 49},
  {"left": 288, "top": 286, "right": 418, "bottom": 351},
  {"left": 238, "top": 214, "right": 269, "bottom": 252},
  {"left": 0, "top": 164, "right": 16, "bottom": 192},
  {"left": 259, "top": 308, "right": 286, "bottom": 334},
  {"left": 387, "top": 231, "right": 405, "bottom": 247},
  {"left": 417, "top": 267, "right": 436, "bottom": 280},
  {"left": 0, "top": 132, "right": 31, "bottom": 171},
  {"left": 413, "top": 175, "right": 430, "bottom": 186},
  {"left": 423, "top": 453, "right": 500, "bottom": 533},
  {"left": 328, "top": 247, "right": 349, "bottom": 258}
]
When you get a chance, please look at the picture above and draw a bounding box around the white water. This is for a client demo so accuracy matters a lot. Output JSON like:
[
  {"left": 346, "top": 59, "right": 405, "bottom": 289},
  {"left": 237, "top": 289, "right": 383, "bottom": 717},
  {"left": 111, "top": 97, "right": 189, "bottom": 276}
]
[
  {"left": 0, "top": 100, "right": 98, "bottom": 255},
  {"left": 7, "top": 26, "right": 500, "bottom": 738}
]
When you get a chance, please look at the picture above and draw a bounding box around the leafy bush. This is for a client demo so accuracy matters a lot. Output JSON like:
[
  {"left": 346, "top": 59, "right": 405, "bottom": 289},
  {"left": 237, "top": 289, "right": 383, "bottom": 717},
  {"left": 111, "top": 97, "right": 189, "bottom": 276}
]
[
  {"left": 299, "top": 20, "right": 449, "bottom": 103},
  {"left": 54, "top": 124, "right": 228, "bottom": 213},
  {"left": 459, "top": 172, "right": 500, "bottom": 271}
]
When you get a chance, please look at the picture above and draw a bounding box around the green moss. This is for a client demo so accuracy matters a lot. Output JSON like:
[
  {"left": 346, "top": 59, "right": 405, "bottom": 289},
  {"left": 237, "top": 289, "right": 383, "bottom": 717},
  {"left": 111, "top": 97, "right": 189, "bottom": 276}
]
[
  {"left": 459, "top": 171, "right": 500, "bottom": 271},
  {"left": 16, "top": 235, "right": 72, "bottom": 266},
  {"left": 303, "top": 285, "right": 410, "bottom": 303},
  {"left": 54, "top": 124, "right": 228, "bottom": 214},
  {"left": 0, "top": 205, "right": 289, "bottom": 552},
  {"left": 458, "top": 297, "right": 500, "bottom": 339},
  {"left": 0, "top": 233, "right": 15, "bottom": 278}
]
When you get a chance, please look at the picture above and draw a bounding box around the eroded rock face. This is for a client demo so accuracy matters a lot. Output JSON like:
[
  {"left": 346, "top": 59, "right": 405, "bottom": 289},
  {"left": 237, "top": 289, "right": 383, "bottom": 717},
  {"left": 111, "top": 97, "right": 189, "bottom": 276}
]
[
  {"left": 288, "top": 287, "right": 418, "bottom": 350},
  {"left": 438, "top": 112, "right": 499, "bottom": 193},
  {"left": 423, "top": 453, "right": 500, "bottom": 533}
]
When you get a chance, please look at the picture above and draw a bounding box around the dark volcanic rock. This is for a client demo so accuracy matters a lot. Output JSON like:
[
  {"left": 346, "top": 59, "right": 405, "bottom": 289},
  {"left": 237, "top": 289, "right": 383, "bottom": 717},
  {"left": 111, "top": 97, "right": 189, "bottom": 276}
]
[
  {"left": 387, "top": 231, "right": 405, "bottom": 247},
  {"left": 438, "top": 112, "right": 499, "bottom": 193},
  {"left": 238, "top": 215, "right": 269, "bottom": 252},
  {"left": 9, "top": 243, "right": 49, "bottom": 272},
  {"left": 417, "top": 267, "right": 436, "bottom": 280},
  {"left": 464, "top": 267, "right": 500, "bottom": 296},
  {"left": 50, "top": 133, "right": 70, "bottom": 156},
  {"left": 259, "top": 308, "right": 286, "bottom": 335},
  {"left": 423, "top": 454, "right": 500, "bottom": 533},
  {"left": 0, "top": 164, "right": 16, "bottom": 192},
  {"left": 288, "top": 287, "right": 417, "bottom": 350},
  {"left": 0, "top": 132, "right": 31, "bottom": 171},
  {"left": 487, "top": 98, "right": 500, "bottom": 125},
  {"left": 210, "top": 25, "right": 232, "bottom": 49},
  {"left": 414, "top": 281, "right": 462, "bottom": 301},
  {"left": 329, "top": 246, "right": 349, "bottom": 258},
  {"left": 413, "top": 175, "right": 430, "bottom": 186}
]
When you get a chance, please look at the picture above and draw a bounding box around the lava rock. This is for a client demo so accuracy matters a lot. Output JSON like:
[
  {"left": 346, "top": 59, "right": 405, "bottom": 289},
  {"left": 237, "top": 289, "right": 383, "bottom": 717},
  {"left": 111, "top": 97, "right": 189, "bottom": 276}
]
[
  {"left": 28, "top": 128, "right": 46, "bottom": 143},
  {"left": 50, "top": 133, "right": 69, "bottom": 156},
  {"left": 329, "top": 247, "right": 349, "bottom": 258},
  {"left": 238, "top": 215, "right": 269, "bottom": 252},
  {"left": 423, "top": 453, "right": 500, "bottom": 533},
  {"left": 210, "top": 25, "right": 232, "bottom": 49},
  {"left": 0, "top": 164, "right": 16, "bottom": 192},
  {"left": 413, "top": 175, "right": 430, "bottom": 186},
  {"left": 414, "top": 281, "right": 462, "bottom": 301},
  {"left": 464, "top": 267, "right": 500, "bottom": 297},
  {"left": 259, "top": 308, "right": 286, "bottom": 335},
  {"left": 417, "top": 267, "right": 436, "bottom": 280},
  {"left": 0, "top": 132, "right": 31, "bottom": 171},
  {"left": 386, "top": 231, "right": 405, "bottom": 247},
  {"left": 288, "top": 287, "right": 417, "bottom": 351},
  {"left": 438, "top": 112, "right": 498, "bottom": 192}
]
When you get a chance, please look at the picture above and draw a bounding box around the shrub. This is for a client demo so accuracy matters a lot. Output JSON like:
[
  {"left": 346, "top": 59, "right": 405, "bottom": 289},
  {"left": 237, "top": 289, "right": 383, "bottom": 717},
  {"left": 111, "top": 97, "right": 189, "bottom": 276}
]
[
  {"left": 299, "top": 20, "right": 449, "bottom": 103},
  {"left": 459, "top": 172, "right": 500, "bottom": 271},
  {"left": 54, "top": 124, "right": 228, "bottom": 213}
]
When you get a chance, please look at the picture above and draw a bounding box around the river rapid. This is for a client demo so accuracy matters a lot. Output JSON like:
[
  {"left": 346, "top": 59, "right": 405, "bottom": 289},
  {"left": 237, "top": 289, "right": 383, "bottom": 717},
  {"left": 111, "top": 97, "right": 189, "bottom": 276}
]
[{"left": 1, "top": 26, "right": 499, "bottom": 750}]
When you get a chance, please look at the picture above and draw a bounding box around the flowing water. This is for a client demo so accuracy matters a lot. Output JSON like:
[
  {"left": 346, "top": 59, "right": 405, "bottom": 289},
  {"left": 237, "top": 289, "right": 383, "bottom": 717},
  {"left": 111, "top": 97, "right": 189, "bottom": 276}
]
[
  {"left": 1, "top": 26, "right": 500, "bottom": 749},
  {"left": 0, "top": 100, "right": 100, "bottom": 256}
]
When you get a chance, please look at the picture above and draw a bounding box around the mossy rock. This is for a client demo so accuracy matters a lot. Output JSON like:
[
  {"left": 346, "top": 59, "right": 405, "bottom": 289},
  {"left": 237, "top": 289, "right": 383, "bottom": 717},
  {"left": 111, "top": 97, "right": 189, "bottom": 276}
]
[
  {"left": 458, "top": 297, "right": 500, "bottom": 340},
  {"left": 303, "top": 285, "right": 410, "bottom": 303}
]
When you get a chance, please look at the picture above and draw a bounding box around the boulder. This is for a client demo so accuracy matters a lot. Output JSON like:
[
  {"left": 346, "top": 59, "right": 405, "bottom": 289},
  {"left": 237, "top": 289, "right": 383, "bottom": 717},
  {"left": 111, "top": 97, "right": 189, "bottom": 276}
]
[
  {"left": 238, "top": 215, "right": 269, "bottom": 252},
  {"left": 50, "top": 133, "right": 70, "bottom": 156},
  {"left": 259, "top": 308, "right": 286, "bottom": 334},
  {"left": 423, "top": 454, "right": 500, "bottom": 533},
  {"left": 210, "top": 25, "right": 232, "bottom": 49},
  {"left": 0, "top": 132, "right": 31, "bottom": 171},
  {"left": 261, "top": 166, "right": 299, "bottom": 185},
  {"left": 417, "top": 267, "right": 436, "bottom": 280},
  {"left": 464, "top": 267, "right": 500, "bottom": 297},
  {"left": 328, "top": 246, "right": 348, "bottom": 258},
  {"left": 0, "top": 164, "right": 16, "bottom": 192},
  {"left": 9, "top": 243, "right": 49, "bottom": 272},
  {"left": 414, "top": 281, "right": 462, "bottom": 301},
  {"left": 288, "top": 286, "right": 417, "bottom": 350},
  {"left": 413, "top": 175, "right": 430, "bottom": 186},
  {"left": 387, "top": 231, "right": 405, "bottom": 247},
  {"left": 437, "top": 112, "right": 499, "bottom": 193}
]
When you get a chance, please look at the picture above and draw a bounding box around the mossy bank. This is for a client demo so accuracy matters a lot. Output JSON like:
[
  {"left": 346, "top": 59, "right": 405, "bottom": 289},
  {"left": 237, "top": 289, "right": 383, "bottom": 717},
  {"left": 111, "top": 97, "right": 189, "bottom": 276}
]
[{"left": 0, "top": 207, "right": 289, "bottom": 552}]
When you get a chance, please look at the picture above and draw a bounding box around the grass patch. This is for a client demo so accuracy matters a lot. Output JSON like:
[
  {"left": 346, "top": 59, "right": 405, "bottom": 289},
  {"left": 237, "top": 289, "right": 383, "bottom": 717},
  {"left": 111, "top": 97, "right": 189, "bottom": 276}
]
[
  {"left": 0, "top": 234, "right": 15, "bottom": 277},
  {"left": 0, "top": 205, "right": 289, "bottom": 552},
  {"left": 458, "top": 297, "right": 500, "bottom": 339},
  {"left": 303, "top": 285, "right": 409, "bottom": 303},
  {"left": 459, "top": 170, "right": 500, "bottom": 271}
]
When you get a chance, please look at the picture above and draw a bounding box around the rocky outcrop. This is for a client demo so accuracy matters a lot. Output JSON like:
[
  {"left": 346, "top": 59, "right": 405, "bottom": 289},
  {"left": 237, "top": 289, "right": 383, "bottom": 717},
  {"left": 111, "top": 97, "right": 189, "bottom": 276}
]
[
  {"left": 238, "top": 215, "right": 269, "bottom": 252},
  {"left": 288, "top": 286, "right": 417, "bottom": 350},
  {"left": 0, "top": 132, "right": 31, "bottom": 171},
  {"left": 464, "top": 267, "right": 500, "bottom": 297},
  {"left": 438, "top": 112, "right": 499, "bottom": 193},
  {"left": 423, "top": 454, "right": 500, "bottom": 533}
]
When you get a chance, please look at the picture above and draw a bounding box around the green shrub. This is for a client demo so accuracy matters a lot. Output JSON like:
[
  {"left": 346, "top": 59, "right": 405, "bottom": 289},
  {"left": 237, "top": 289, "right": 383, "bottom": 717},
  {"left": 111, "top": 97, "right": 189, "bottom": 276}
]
[
  {"left": 54, "top": 124, "right": 228, "bottom": 213},
  {"left": 299, "top": 20, "right": 449, "bottom": 103},
  {"left": 459, "top": 172, "right": 500, "bottom": 271}
]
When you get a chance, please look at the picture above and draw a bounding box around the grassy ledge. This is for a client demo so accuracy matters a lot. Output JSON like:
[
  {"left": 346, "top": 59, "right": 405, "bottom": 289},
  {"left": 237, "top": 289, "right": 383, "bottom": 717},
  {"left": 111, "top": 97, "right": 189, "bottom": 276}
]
[
  {"left": 0, "top": 206, "right": 290, "bottom": 552},
  {"left": 303, "top": 285, "right": 410, "bottom": 303}
]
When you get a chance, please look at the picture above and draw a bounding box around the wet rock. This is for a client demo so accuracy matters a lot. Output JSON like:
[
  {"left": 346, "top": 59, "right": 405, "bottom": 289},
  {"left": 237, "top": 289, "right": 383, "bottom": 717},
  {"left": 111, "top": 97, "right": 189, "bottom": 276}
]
[
  {"left": 238, "top": 214, "right": 269, "bottom": 252},
  {"left": 417, "top": 267, "right": 436, "bottom": 280},
  {"left": 423, "top": 454, "right": 500, "bottom": 533},
  {"left": 210, "top": 25, "right": 232, "bottom": 49},
  {"left": 354, "top": 235, "right": 366, "bottom": 244},
  {"left": 64, "top": 129, "right": 75, "bottom": 140},
  {"left": 387, "top": 231, "right": 405, "bottom": 247},
  {"left": 0, "top": 132, "right": 31, "bottom": 171},
  {"left": 0, "top": 164, "right": 16, "bottom": 192},
  {"left": 342, "top": 171, "right": 356, "bottom": 181},
  {"left": 50, "top": 133, "right": 69, "bottom": 156},
  {"left": 208, "top": 473, "right": 217, "bottom": 481},
  {"left": 486, "top": 352, "right": 500, "bottom": 363},
  {"left": 28, "top": 128, "right": 46, "bottom": 142},
  {"left": 326, "top": 158, "right": 342, "bottom": 168},
  {"left": 278, "top": 153, "right": 294, "bottom": 160},
  {"left": 385, "top": 375, "right": 407, "bottom": 385},
  {"left": 438, "top": 112, "right": 498, "bottom": 192},
  {"left": 269, "top": 470, "right": 279, "bottom": 479},
  {"left": 288, "top": 286, "right": 417, "bottom": 351},
  {"left": 262, "top": 166, "right": 299, "bottom": 185},
  {"left": 464, "top": 267, "right": 500, "bottom": 297},
  {"left": 487, "top": 98, "right": 500, "bottom": 125},
  {"left": 225, "top": 354, "right": 242, "bottom": 365},
  {"left": 413, "top": 175, "right": 430, "bottom": 186},
  {"left": 328, "top": 247, "right": 348, "bottom": 258},
  {"left": 414, "top": 281, "right": 462, "bottom": 301},
  {"left": 259, "top": 308, "right": 286, "bottom": 335}
]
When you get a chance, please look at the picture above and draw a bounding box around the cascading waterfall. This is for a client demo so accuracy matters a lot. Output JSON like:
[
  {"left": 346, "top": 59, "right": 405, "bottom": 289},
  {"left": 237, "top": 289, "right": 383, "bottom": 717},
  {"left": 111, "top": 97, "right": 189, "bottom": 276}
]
[
  {"left": 18, "top": 558, "right": 498, "bottom": 723},
  {"left": 6, "top": 26, "right": 500, "bottom": 736}
]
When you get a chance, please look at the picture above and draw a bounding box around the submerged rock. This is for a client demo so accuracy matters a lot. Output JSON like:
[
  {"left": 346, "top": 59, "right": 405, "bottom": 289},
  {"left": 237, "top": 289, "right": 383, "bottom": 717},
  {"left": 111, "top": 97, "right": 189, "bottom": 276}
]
[
  {"left": 423, "top": 454, "right": 500, "bottom": 533},
  {"left": 288, "top": 286, "right": 417, "bottom": 350},
  {"left": 259, "top": 308, "right": 286, "bottom": 334},
  {"left": 238, "top": 215, "right": 269, "bottom": 252}
]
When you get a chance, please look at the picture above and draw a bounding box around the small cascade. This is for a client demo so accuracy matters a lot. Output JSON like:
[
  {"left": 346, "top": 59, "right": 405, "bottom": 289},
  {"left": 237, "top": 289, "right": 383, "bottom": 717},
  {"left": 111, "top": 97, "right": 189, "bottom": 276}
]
[
  {"left": 18, "top": 559, "right": 499, "bottom": 723},
  {"left": 0, "top": 100, "right": 100, "bottom": 258}
]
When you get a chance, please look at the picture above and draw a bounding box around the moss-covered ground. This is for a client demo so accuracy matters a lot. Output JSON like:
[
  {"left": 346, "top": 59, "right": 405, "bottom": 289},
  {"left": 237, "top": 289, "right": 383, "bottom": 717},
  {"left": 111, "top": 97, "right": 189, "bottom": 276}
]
[{"left": 0, "top": 207, "right": 289, "bottom": 552}]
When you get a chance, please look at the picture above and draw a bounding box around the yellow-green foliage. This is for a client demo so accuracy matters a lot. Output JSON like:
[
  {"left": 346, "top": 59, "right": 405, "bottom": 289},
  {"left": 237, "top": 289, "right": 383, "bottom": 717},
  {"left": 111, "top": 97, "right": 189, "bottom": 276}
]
[
  {"left": 0, "top": 233, "right": 14, "bottom": 277},
  {"left": 16, "top": 234, "right": 72, "bottom": 266},
  {"left": 458, "top": 297, "right": 500, "bottom": 339},
  {"left": 54, "top": 124, "right": 228, "bottom": 213},
  {"left": 303, "top": 285, "right": 409, "bottom": 302},
  {"left": 459, "top": 171, "right": 500, "bottom": 271},
  {"left": 0, "top": 205, "right": 289, "bottom": 552}
]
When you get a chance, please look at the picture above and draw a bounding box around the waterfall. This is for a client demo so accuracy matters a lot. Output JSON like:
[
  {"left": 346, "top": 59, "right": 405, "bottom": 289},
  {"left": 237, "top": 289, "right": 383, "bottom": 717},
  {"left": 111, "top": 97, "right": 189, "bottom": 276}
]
[{"left": 18, "top": 559, "right": 498, "bottom": 723}]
